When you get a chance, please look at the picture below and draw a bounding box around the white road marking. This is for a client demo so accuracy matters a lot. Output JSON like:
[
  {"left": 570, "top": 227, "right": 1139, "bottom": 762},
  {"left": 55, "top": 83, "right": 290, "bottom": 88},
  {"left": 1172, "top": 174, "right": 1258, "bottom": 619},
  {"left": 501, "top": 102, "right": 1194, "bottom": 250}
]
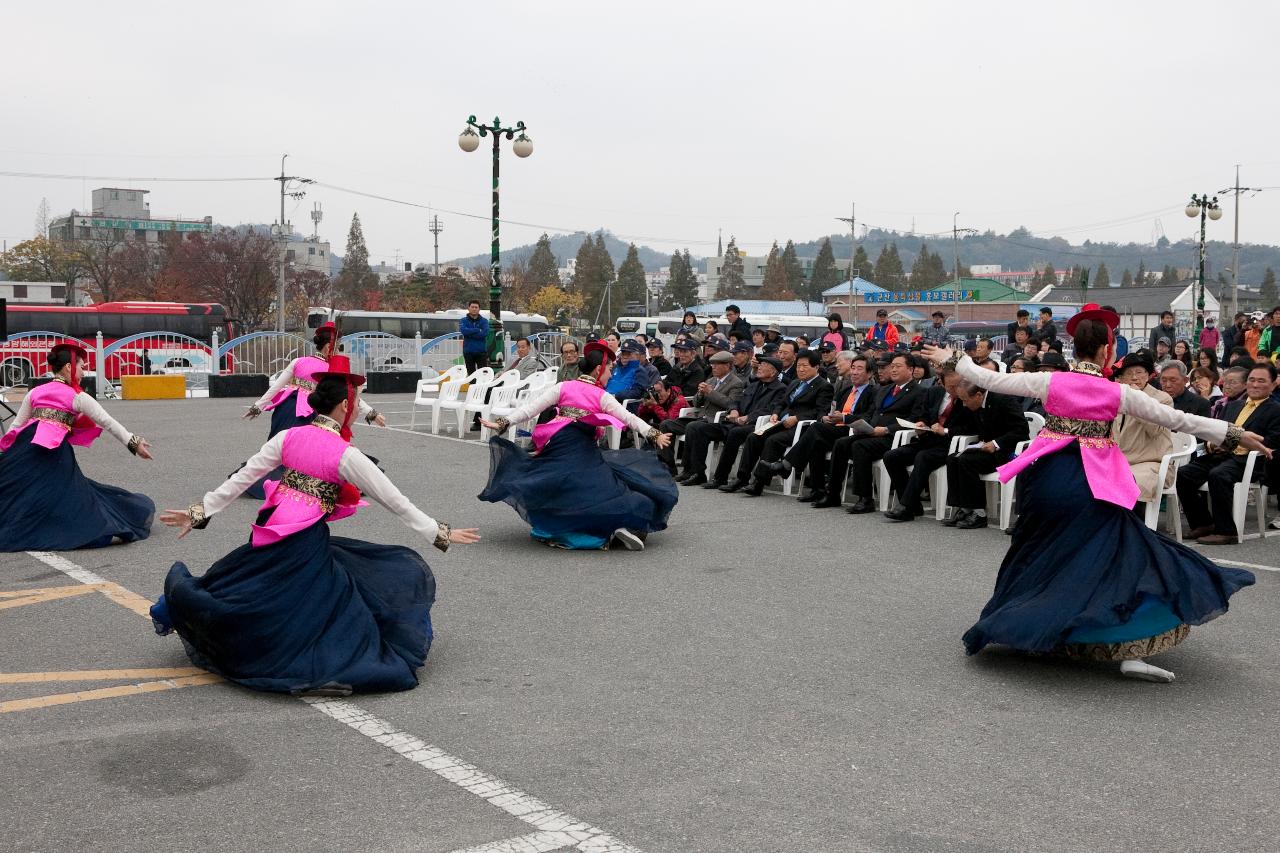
[
  {"left": 19, "top": 551, "right": 644, "bottom": 853},
  {"left": 306, "top": 698, "right": 643, "bottom": 853},
  {"left": 1209, "top": 557, "right": 1280, "bottom": 574}
]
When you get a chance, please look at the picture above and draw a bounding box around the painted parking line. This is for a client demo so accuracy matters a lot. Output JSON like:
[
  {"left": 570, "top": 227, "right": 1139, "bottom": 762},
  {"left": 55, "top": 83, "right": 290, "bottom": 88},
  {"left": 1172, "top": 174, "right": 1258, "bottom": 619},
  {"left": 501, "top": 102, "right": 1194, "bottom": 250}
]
[
  {"left": 307, "top": 699, "right": 643, "bottom": 853},
  {"left": 1210, "top": 557, "right": 1280, "bottom": 574},
  {"left": 26, "top": 552, "right": 156, "bottom": 617},
  {"left": 19, "top": 551, "right": 647, "bottom": 853},
  {"left": 0, "top": 667, "right": 206, "bottom": 684},
  {"left": 0, "top": 584, "right": 101, "bottom": 610}
]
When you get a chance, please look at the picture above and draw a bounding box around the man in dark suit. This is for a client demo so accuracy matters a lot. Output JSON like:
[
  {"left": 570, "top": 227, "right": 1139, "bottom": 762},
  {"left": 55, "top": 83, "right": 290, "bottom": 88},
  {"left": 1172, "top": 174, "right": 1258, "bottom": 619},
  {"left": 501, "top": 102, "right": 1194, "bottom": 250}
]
[
  {"left": 1159, "top": 361, "right": 1212, "bottom": 417},
  {"left": 776, "top": 340, "right": 799, "bottom": 385},
  {"left": 665, "top": 339, "right": 707, "bottom": 398},
  {"left": 812, "top": 352, "right": 928, "bottom": 510},
  {"left": 722, "top": 350, "right": 833, "bottom": 495},
  {"left": 943, "top": 380, "right": 1031, "bottom": 529},
  {"left": 665, "top": 351, "right": 745, "bottom": 482},
  {"left": 882, "top": 367, "right": 980, "bottom": 521},
  {"left": 760, "top": 352, "right": 875, "bottom": 502},
  {"left": 1177, "top": 363, "right": 1280, "bottom": 544},
  {"left": 695, "top": 358, "right": 788, "bottom": 490}
]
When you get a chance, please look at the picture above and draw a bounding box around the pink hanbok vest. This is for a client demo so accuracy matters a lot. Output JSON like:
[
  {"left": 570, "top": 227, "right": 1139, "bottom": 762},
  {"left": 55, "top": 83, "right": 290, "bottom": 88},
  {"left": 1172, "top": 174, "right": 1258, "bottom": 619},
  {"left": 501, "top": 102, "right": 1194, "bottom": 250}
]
[
  {"left": 251, "top": 424, "right": 366, "bottom": 547},
  {"left": 529, "top": 380, "right": 628, "bottom": 453},
  {"left": 996, "top": 370, "right": 1140, "bottom": 508},
  {"left": 263, "top": 355, "right": 329, "bottom": 418},
  {"left": 0, "top": 381, "right": 102, "bottom": 451}
]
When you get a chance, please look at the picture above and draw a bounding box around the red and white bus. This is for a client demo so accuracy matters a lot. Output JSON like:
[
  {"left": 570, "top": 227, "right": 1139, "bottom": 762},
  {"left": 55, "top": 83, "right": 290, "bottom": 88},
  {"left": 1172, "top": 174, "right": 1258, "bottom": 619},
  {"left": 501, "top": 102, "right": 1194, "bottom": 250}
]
[{"left": 1, "top": 302, "right": 234, "bottom": 385}]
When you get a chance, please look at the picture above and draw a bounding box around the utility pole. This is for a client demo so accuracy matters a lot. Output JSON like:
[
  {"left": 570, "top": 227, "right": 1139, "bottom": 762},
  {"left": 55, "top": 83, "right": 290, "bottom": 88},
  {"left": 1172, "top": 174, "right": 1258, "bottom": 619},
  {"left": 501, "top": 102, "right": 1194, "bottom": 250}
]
[
  {"left": 836, "top": 203, "right": 857, "bottom": 335},
  {"left": 273, "top": 154, "right": 313, "bottom": 332},
  {"left": 1219, "top": 166, "right": 1261, "bottom": 317},
  {"left": 952, "top": 213, "right": 976, "bottom": 319},
  {"left": 428, "top": 215, "right": 444, "bottom": 277}
]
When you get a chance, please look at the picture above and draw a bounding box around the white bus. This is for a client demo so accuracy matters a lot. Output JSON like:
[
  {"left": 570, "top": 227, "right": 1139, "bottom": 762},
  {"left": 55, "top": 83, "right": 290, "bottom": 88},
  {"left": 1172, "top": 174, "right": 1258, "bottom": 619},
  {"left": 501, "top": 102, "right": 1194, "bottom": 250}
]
[{"left": 306, "top": 307, "right": 553, "bottom": 341}]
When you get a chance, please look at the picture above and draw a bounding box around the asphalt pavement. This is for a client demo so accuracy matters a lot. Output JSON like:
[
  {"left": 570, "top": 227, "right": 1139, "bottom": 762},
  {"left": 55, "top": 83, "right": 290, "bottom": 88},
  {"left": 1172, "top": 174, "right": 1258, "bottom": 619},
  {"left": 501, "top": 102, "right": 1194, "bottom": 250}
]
[{"left": 2, "top": 395, "right": 1278, "bottom": 853}]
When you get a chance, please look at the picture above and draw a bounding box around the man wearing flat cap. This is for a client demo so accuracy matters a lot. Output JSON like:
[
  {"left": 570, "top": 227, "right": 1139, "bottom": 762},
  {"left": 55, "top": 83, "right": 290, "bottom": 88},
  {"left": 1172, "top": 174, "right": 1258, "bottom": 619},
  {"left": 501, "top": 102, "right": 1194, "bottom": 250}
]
[
  {"left": 668, "top": 350, "right": 745, "bottom": 484},
  {"left": 665, "top": 338, "right": 707, "bottom": 398},
  {"left": 688, "top": 356, "right": 788, "bottom": 489}
]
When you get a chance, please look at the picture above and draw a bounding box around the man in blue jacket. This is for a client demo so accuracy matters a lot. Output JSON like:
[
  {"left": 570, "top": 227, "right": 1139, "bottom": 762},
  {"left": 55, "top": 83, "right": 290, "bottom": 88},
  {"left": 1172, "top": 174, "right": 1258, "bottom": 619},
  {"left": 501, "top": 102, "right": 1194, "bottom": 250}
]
[{"left": 460, "top": 300, "right": 490, "bottom": 430}]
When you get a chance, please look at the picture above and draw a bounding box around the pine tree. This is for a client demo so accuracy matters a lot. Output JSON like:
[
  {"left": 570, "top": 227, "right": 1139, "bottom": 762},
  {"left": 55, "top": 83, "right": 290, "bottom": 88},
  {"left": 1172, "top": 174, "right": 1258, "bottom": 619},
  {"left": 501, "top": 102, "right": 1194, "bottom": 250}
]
[
  {"left": 806, "top": 238, "right": 839, "bottom": 309},
  {"left": 570, "top": 236, "right": 600, "bottom": 303},
  {"left": 1094, "top": 263, "right": 1110, "bottom": 288},
  {"left": 850, "top": 244, "right": 872, "bottom": 282},
  {"left": 593, "top": 232, "right": 616, "bottom": 286},
  {"left": 1135, "top": 260, "right": 1147, "bottom": 287},
  {"left": 759, "top": 241, "right": 792, "bottom": 299},
  {"left": 1261, "top": 267, "right": 1278, "bottom": 306},
  {"left": 526, "top": 233, "right": 560, "bottom": 289},
  {"left": 1044, "top": 263, "right": 1059, "bottom": 288},
  {"left": 781, "top": 240, "right": 804, "bottom": 295},
  {"left": 335, "top": 213, "right": 377, "bottom": 309},
  {"left": 908, "top": 243, "right": 949, "bottom": 289},
  {"left": 873, "top": 242, "right": 905, "bottom": 291},
  {"left": 716, "top": 235, "right": 746, "bottom": 298},
  {"left": 1120, "top": 268, "right": 1133, "bottom": 287},
  {"left": 1159, "top": 265, "right": 1178, "bottom": 286},
  {"left": 616, "top": 243, "right": 647, "bottom": 306}
]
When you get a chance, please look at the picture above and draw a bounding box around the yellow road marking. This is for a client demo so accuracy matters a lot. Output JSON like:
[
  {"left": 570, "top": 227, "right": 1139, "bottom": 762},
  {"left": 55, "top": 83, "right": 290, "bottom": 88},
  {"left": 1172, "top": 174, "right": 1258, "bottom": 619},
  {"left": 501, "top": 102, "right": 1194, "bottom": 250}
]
[
  {"left": 0, "top": 667, "right": 207, "bottom": 684},
  {"left": 93, "top": 580, "right": 158, "bottom": 619},
  {"left": 0, "top": 673, "right": 224, "bottom": 714},
  {"left": 0, "top": 585, "right": 102, "bottom": 610}
]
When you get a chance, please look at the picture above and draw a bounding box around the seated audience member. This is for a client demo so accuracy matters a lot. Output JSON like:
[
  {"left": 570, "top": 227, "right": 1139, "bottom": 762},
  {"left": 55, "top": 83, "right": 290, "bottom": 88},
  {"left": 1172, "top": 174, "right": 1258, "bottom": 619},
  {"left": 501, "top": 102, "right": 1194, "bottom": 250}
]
[
  {"left": 1176, "top": 363, "right": 1280, "bottom": 544},
  {"left": 872, "top": 352, "right": 894, "bottom": 386},
  {"left": 1159, "top": 361, "right": 1212, "bottom": 417},
  {"left": 605, "top": 339, "right": 653, "bottom": 402},
  {"left": 501, "top": 336, "right": 550, "bottom": 379},
  {"left": 765, "top": 352, "right": 875, "bottom": 502},
  {"left": 722, "top": 350, "right": 833, "bottom": 495},
  {"left": 1006, "top": 355, "right": 1040, "bottom": 413},
  {"left": 696, "top": 357, "right": 788, "bottom": 489},
  {"left": 751, "top": 328, "right": 767, "bottom": 354},
  {"left": 1038, "top": 351, "right": 1068, "bottom": 373},
  {"left": 1209, "top": 365, "right": 1250, "bottom": 418},
  {"left": 1190, "top": 366, "right": 1221, "bottom": 400},
  {"left": 1152, "top": 336, "right": 1173, "bottom": 368},
  {"left": 764, "top": 323, "right": 783, "bottom": 347},
  {"left": 668, "top": 352, "right": 745, "bottom": 483},
  {"left": 911, "top": 354, "right": 935, "bottom": 388},
  {"left": 1196, "top": 347, "right": 1219, "bottom": 375},
  {"left": 882, "top": 367, "right": 978, "bottom": 522},
  {"left": 811, "top": 352, "right": 928, "bottom": 510},
  {"left": 776, "top": 340, "right": 800, "bottom": 385},
  {"left": 646, "top": 339, "right": 672, "bottom": 377},
  {"left": 731, "top": 341, "right": 755, "bottom": 380},
  {"left": 975, "top": 358, "right": 1000, "bottom": 372},
  {"left": 1113, "top": 351, "right": 1175, "bottom": 509},
  {"left": 1003, "top": 326, "right": 1034, "bottom": 365},
  {"left": 556, "top": 340, "right": 582, "bottom": 383},
  {"left": 817, "top": 341, "right": 839, "bottom": 381},
  {"left": 942, "top": 379, "right": 1030, "bottom": 529},
  {"left": 665, "top": 339, "right": 707, "bottom": 397},
  {"left": 794, "top": 334, "right": 811, "bottom": 350},
  {"left": 637, "top": 379, "right": 688, "bottom": 428},
  {"left": 972, "top": 338, "right": 993, "bottom": 363}
]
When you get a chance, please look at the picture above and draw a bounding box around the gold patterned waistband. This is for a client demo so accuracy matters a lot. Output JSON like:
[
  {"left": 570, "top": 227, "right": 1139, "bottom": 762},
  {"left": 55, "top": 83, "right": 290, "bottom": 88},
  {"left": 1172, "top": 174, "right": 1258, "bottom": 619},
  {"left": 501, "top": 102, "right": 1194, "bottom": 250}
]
[
  {"left": 291, "top": 378, "right": 317, "bottom": 392},
  {"left": 1044, "top": 414, "right": 1112, "bottom": 439},
  {"left": 557, "top": 405, "right": 591, "bottom": 420},
  {"left": 1037, "top": 428, "right": 1116, "bottom": 450},
  {"left": 31, "top": 407, "right": 75, "bottom": 428},
  {"left": 280, "top": 468, "right": 340, "bottom": 513}
]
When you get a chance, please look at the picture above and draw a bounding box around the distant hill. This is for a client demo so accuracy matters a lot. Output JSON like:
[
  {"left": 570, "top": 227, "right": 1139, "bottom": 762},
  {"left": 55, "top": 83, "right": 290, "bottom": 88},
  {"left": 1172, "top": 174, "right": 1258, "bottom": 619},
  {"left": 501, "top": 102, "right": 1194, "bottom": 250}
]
[{"left": 444, "top": 230, "right": 676, "bottom": 273}]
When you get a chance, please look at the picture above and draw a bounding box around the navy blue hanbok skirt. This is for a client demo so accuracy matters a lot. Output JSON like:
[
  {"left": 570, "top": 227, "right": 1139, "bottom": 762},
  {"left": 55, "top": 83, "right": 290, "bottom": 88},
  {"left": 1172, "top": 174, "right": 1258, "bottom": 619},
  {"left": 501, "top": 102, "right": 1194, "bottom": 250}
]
[
  {"left": 479, "top": 424, "right": 678, "bottom": 549},
  {"left": 963, "top": 444, "right": 1255, "bottom": 658},
  {"left": 153, "top": 512, "right": 436, "bottom": 695},
  {"left": 0, "top": 427, "right": 153, "bottom": 552}
]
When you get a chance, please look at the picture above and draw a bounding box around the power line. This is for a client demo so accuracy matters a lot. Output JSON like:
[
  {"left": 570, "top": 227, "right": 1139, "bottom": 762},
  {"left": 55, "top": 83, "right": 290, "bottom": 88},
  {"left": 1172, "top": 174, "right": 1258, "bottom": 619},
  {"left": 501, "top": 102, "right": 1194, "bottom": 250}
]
[{"left": 0, "top": 170, "right": 273, "bottom": 182}]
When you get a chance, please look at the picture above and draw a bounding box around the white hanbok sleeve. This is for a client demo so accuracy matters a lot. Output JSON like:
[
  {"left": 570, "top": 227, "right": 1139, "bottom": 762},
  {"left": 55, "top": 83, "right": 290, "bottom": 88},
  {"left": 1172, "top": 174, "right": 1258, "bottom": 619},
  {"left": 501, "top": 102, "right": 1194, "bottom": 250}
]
[
  {"left": 199, "top": 432, "right": 287, "bottom": 517},
  {"left": 1119, "top": 385, "right": 1229, "bottom": 445},
  {"left": 73, "top": 392, "right": 134, "bottom": 446},
  {"left": 338, "top": 447, "right": 440, "bottom": 542},
  {"left": 251, "top": 359, "right": 297, "bottom": 410},
  {"left": 495, "top": 383, "right": 563, "bottom": 426},
  {"left": 597, "top": 389, "right": 659, "bottom": 434},
  {"left": 954, "top": 355, "right": 1052, "bottom": 399}
]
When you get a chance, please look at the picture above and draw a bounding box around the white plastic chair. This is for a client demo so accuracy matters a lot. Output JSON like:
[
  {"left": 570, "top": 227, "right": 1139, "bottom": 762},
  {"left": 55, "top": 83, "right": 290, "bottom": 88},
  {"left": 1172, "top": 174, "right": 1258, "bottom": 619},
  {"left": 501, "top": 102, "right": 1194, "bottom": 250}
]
[
  {"left": 1144, "top": 432, "right": 1196, "bottom": 537},
  {"left": 1197, "top": 450, "right": 1272, "bottom": 541},
  {"left": 929, "top": 433, "right": 976, "bottom": 521},
  {"left": 444, "top": 369, "right": 503, "bottom": 435},
  {"left": 977, "top": 412, "right": 1043, "bottom": 530},
  {"left": 412, "top": 365, "right": 484, "bottom": 432},
  {"left": 868, "top": 429, "right": 919, "bottom": 510}
]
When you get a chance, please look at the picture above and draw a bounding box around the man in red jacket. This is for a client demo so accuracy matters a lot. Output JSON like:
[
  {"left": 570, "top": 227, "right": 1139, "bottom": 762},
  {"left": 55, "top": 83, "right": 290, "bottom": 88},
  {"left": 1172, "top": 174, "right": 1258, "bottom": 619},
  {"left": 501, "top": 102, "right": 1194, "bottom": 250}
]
[{"left": 868, "top": 309, "right": 899, "bottom": 349}]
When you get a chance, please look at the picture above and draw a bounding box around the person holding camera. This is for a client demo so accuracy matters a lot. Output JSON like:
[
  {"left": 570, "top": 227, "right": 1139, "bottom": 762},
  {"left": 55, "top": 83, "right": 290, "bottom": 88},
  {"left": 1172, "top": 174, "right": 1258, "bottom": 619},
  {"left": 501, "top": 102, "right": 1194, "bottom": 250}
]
[{"left": 636, "top": 379, "right": 688, "bottom": 428}]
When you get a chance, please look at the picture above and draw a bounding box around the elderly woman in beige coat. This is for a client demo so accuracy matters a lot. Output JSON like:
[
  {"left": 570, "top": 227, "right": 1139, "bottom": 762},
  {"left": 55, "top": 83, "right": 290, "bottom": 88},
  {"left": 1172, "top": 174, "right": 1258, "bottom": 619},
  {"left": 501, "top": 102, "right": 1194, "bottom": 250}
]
[{"left": 1114, "top": 351, "right": 1174, "bottom": 502}]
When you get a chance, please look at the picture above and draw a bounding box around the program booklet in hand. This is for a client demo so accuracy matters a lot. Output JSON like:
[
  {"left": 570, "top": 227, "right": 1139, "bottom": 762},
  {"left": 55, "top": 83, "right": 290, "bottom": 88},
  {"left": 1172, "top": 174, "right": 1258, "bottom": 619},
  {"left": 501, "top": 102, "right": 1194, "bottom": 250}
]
[
  {"left": 848, "top": 419, "right": 875, "bottom": 436},
  {"left": 896, "top": 417, "right": 928, "bottom": 430}
]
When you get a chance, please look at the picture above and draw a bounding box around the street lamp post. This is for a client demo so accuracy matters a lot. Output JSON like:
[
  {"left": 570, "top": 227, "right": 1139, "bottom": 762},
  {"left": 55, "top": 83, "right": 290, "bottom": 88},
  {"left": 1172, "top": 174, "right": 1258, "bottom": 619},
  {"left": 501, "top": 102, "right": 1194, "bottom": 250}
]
[
  {"left": 1185, "top": 193, "right": 1222, "bottom": 340},
  {"left": 459, "top": 115, "right": 533, "bottom": 367}
]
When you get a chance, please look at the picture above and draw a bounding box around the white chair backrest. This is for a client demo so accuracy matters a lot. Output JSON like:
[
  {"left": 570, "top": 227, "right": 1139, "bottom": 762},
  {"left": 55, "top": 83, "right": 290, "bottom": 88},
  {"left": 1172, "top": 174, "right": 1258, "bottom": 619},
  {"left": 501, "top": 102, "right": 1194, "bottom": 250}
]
[
  {"left": 1171, "top": 431, "right": 1197, "bottom": 454},
  {"left": 1024, "top": 411, "right": 1045, "bottom": 437},
  {"left": 890, "top": 429, "right": 916, "bottom": 449},
  {"left": 465, "top": 366, "right": 495, "bottom": 386}
]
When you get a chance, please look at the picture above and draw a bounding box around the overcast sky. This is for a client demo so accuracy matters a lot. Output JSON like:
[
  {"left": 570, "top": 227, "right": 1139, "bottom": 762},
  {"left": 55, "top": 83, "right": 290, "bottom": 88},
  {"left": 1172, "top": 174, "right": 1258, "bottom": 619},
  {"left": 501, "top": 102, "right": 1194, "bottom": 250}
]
[{"left": 3, "top": 1, "right": 1279, "bottom": 269}]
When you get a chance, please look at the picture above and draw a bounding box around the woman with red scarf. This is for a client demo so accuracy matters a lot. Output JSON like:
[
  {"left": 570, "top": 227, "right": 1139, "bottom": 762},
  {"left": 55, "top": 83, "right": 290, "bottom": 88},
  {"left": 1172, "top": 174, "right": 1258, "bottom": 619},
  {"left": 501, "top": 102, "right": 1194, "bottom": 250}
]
[
  {"left": 151, "top": 356, "right": 480, "bottom": 695},
  {"left": 0, "top": 342, "right": 155, "bottom": 551}
]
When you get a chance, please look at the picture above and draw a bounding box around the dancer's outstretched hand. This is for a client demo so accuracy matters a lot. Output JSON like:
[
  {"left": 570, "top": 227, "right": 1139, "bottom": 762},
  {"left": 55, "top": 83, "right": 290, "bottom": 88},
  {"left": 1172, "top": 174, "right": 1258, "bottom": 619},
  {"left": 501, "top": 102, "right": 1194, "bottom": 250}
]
[
  {"left": 1240, "top": 431, "right": 1273, "bottom": 459},
  {"left": 652, "top": 432, "right": 672, "bottom": 449},
  {"left": 450, "top": 527, "right": 481, "bottom": 545},
  {"left": 134, "top": 439, "right": 154, "bottom": 460},
  {"left": 478, "top": 418, "right": 502, "bottom": 432},
  {"left": 160, "top": 509, "right": 193, "bottom": 539},
  {"left": 243, "top": 405, "right": 261, "bottom": 420},
  {"left": 920, "top": 344, "right": 953, "bottom": 366},
  {"left": 372, "top": 413, "right": 387, "bottom": 427}
]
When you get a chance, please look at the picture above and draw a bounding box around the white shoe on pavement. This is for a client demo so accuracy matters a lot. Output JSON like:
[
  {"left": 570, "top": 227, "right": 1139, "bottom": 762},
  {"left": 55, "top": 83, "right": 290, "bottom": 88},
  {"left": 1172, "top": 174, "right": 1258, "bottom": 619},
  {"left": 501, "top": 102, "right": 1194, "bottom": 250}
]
[
  {"left": 1120, "top": 659, "right": 1175, "bottom": 683},
  {"left": 612, "top": 528, "right": 645, "bottom": 551}
]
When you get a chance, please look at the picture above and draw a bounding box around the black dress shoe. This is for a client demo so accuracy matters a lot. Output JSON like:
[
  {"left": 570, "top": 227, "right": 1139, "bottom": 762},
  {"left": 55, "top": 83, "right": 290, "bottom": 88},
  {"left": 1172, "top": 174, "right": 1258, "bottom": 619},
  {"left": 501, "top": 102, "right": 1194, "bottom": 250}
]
[
  {"left": 941, "top": 510, "right": 965, "bottom": 527},
  {"left": 811, "top": 495, "right": 842, "bottom": 508},
  {"left": 845, "top": 498, "right": 875, "bottom": 514},
  {"left": 957, "top": 512, "right": 988, "bottom": 530},
  {"left": 883, "top": 506, "right": 915, "bottom": 522},
  {"left": 702, "top": 479, "right": 725, "bottom": 489},
  {"left": 797, "top": 490, "right": 821, "bottom": 502},
  {"left": 673, "top": 473, "right": 693, "bottom": 484},
  {"left": 766, "top": 460, "right": 792, "bottom": 477},
  {"left": 681, "top": 475, "right": 708, "bottom": 487},
  {"left": 719, "top": 481, "right": 746, "bottom": 493},
  {"left": 741, "top": 481, "right": 765, "bottom": 497}
]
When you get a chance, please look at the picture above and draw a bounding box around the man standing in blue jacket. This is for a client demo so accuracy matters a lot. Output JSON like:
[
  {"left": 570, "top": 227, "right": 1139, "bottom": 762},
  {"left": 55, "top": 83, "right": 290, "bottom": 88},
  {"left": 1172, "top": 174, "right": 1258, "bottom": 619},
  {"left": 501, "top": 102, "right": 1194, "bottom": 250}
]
[{"left": 460, "top": 299, "right": 490, "bottom": 430}]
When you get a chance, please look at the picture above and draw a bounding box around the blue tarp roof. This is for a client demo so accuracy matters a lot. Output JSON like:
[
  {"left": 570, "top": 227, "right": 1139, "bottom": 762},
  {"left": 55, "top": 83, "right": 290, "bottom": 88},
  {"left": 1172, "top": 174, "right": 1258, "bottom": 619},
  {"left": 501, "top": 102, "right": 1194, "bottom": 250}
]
[{"left": 822, "top": 277, "right": 888, "bottom": 297}]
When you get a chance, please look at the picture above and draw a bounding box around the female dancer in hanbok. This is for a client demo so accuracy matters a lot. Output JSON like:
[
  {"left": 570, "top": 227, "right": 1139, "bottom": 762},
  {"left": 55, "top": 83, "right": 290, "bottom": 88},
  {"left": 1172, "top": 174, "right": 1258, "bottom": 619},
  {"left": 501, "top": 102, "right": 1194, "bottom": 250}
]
[
  {"left": 239, "top": 322, "right": 386, "bottom": 498},
  {"left": 152, "top": 356, "right": 479, "bottom": 695},
  {"left": 478, "top": 341, "right": 677, "bottom": 551},
  {"left": 0, "top": 342, "right": 154, "bottom": 551},
  {"left": 922, "top": 305, "right": 1269, "bottom": 683}
]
